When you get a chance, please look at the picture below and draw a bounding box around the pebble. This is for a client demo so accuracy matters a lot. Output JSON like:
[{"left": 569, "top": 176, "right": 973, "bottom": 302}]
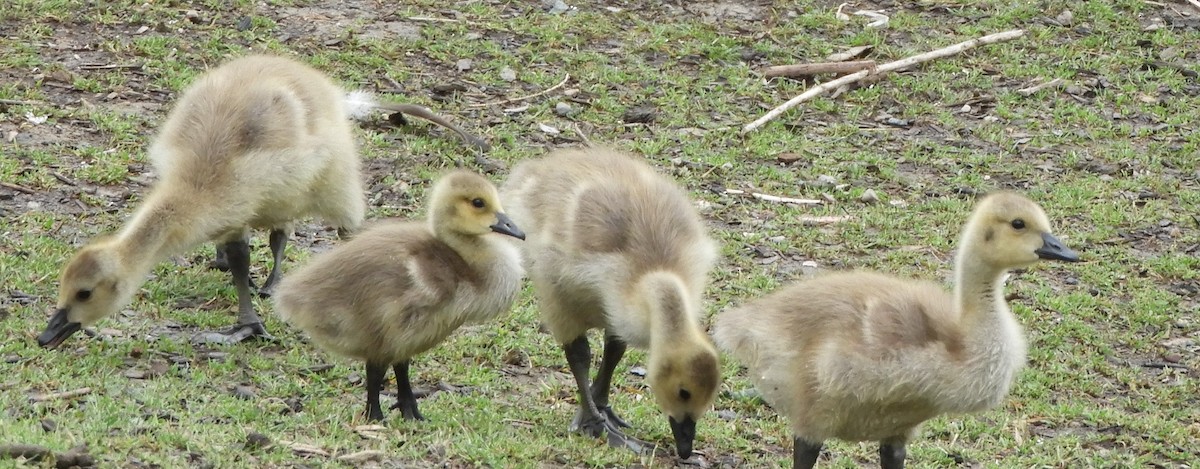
[
  {"left": 554, "top": 102, "right": 574, "bottom": 116},
  {"left": 244, "top": 432, "right": 270, "bottom": 450},
  {"left": 860, "top": 189, "right": 880, "bottom": 204},
  {"left": 232, "top": 385, "right": 256, "bottom": 400}
]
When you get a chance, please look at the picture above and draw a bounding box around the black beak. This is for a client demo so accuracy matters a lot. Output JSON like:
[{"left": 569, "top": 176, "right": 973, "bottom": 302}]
[
  {"left": 669, "top": 415, "right": 697, "bottom": 459},
  {"left": 38, "top": 308, "right": 82, "bottom": 349},
  {"left": 490, "top": 212, "right": 526, "bottom": 240},
  {"left": 1035, "top": 232, "right": 1080, "bottom": 262}
]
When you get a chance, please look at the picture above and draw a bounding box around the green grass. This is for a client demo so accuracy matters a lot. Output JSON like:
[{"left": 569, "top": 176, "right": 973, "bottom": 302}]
[{"left": 1, "top": 0, "right": 1198, "bottom": 467}]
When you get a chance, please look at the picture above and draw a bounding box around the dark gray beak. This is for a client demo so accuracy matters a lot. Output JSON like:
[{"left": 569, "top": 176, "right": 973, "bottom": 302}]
[
  {"left": 1035, "top": 232, "right": 1080, "bottom": 262},
  {"left": 38, "top": 308, "right": 82, "bottom": 349},
  {"left": 669, "top": 415, "right": 697, "bottom": 459},
  {"left": 490, "top": 212, "right": 525, "bottom": 240}
]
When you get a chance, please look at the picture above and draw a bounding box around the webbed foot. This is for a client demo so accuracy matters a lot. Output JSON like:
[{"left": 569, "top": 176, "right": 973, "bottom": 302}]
[
  {"left": 598, "top": 405, "right": 631, "bottom": 428},
  {"left": 389, "top": 399, "right": 426, "bottom": 421},
  {"left": 191, "top": 322, "right": 275, "bottom": 345}
]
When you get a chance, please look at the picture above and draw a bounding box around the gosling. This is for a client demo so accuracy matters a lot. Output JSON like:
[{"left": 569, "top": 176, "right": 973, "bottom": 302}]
[
  {"left": 714, "top": 191, "right": 1081, "bottom": 469},
  {"left": 501, "top": 147, "right": 720, "bottom": 459},
  {"left": 274, "top": 170, "right": 525, "bottom": 422}
]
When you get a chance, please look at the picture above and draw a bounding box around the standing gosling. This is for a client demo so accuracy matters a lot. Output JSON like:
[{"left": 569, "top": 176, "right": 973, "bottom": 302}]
[
  {"left": 714, "top": 192, "right": 1081, "bottom": 469},
  {"left": 39, "top": 55, "right": 369, "bottom": 348},
  {"left": 501, "top": 147, "right": 720, "bottom": 459},
  {"left": 274, "top": 170, "right": 525, "bottom": 422}
]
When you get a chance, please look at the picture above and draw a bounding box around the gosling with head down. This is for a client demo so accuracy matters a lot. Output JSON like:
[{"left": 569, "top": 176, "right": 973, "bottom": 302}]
[
  {"left": 502, "top": 147, "right": 720, "bottom": 459},
  {"left": 274, "top": 170, "right": 525, "bottom": 422},
  {"left": 714, "top": 191, "right": 1081, "bottom": 469}
]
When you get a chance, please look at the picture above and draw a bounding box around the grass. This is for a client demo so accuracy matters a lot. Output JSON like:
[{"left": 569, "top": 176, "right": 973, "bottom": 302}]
[{"left": 1, "top": 0, "right": 1198, "bottom": 467}]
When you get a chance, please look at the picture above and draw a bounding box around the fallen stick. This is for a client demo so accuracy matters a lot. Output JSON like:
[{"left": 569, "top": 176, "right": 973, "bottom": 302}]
[
  {"left": 469, "top": 73, "right": 570, "bottom": 108},
  {"left": 1017, "top": 77, "right": 1064, "bottom": 96},
  {"left": 725, "top": 189, "right": 823, "bottom": 205},
  {"left": 743, "top": 29, "right": 1026, "bottom": 135},
  {"left": 79, "top": 63, "right": 143, "bottom": 70},
  {"left": 799, "top": 215, "right": 853, "bottom": 226},
  {"left": 763, "top": 60, "right": 876, "bottom": 78},
  {"left": 0, "top": 181, "right": 37, "bottom": 194},
  {"left": 30, "top": 387, "right": 92, "bottom": 402},
  {"left": 406, "top": 16, "right": 483, "bottom": 26},
  {"left": 0, "top": 99, "right": 43, "bottom": 106},
  {"left": 1189, "top": 0, "right": 1200, "bottom": 11}
]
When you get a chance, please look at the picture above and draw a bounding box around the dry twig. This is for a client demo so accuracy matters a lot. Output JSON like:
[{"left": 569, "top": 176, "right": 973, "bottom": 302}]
[
  {"left": 743, "top": 29, "right": 1026, "bottom": 135},
  {"left": 763, "top": 60, "right": 876, "bottom": 78},
  {"left": 1188, "top": 0, "right": 1200, "bottom": 11},
  {"left": 406, "top": 16, "right": 483, "bottom": 26},
  {"left": 0, "top": 99, "right": 43, "bottom": 106},
  {"left": 1017, "top": 78, "right": 1065, "bottom": 96},
  {"left": 724, "top": 189, "right": 823, "bottom": 205},
  {"left": 79, "top": 63, "right": 143, "bottom": 70},
  {"left": 30, "top": 387, "right": 92, "bottom": 402},
  {"left": 469, "top": 74, "right": 570, "bottom": 108},
  {"left": 0, "top": 181, "right": 37, "bottom": 194}
]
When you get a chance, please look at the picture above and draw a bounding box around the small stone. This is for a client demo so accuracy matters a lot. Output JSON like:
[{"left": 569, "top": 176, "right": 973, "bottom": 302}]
[
  {"left": 544, "top": 0, "right": 570, "bottom": 14},
  {"left": 776, "top": 152, "right": 802, "bottom": 164},
  {"left": 629, "top": 366, "right": 647, "bottom": 377},
  {"left": 884, "top": 117, "right": 909, "bottom": 127},
  {"left": 456, "top": 59, "right": 473, "bottom": 71},
  {"left": 41, "top": 419, "right": 57, "bottom": 432},
  {"left": 245, "top": 432, "right": 270, "bottom": 450},
  {"left": 1064, "top": 277, "right": 1079, "bottom": 285},
  {"left": 1056, "top": 10, "right": 1073, "bottom": 26},
  {"left": 499, "top": 66, "right": 517, "bottom": 81},
  {"left": 281, "top": 397, "right": 303, "bottom": 414},
  {"left": 232, "top": 385, "right": 256, "bottom": 400},
  {"left": 235, "top": 16, "right": 252, "bottom": 32},
  {"left": 860, "top": 189, "right": 880, "bottom": 204},
  {"left": 716, "top": 409, "right": 737, "bottom": 420},
  {"left": 622, "top": 105, "right": 657, "bottom": 124},
  {"left": 815, "top": 174, "right": 837, "bottom": 188},
  {"left": 1162, "top": 353, "right": 1182, "bottom": 363},
  {"left": 554, "top": 102, "right": 574, "bottom": 116}
]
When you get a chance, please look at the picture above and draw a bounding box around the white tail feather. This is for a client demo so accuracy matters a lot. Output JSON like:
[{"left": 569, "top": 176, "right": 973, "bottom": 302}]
[{"left": 343, "top": 90, "right": 378, "bottom": 120}]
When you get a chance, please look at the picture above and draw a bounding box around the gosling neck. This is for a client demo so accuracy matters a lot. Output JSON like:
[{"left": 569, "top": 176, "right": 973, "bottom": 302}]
[
  {"left": 952, "top": 246, "right": 1009, "bottom": 327},
  {"left": 431, "top": 221, "right": 493, "bottom": 265},
  {"left": 640, "top": 271, "right": 700, "bottom": 348},
  {"left": 113, "top": 189, "right": 205, "bottom": 274}
]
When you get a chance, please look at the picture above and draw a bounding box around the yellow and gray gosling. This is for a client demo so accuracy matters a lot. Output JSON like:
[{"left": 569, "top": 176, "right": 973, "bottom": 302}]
[
  {"left": 714, "top": 192, "right": 1080, "bottom": 469},
  {"left": 501, "top": 147, "right": 720, "bottom": 459},
  {"left": 274, "top": 170, "right": 525, "bottom": 421}
]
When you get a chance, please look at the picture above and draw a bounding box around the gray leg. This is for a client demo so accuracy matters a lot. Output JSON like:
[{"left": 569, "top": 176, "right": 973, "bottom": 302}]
[
  {"left": 191, "top": 239, "right": 272, "bottom": 344},
  {"left": 209, "top": 244, "right": 230, "bottom": 271},
  {"left": 592, "top": 334, "right": 631, "bottom": 428},
  {"left": 365, "top": 362, "right": 387, "bottom": 421},
  {"left": 390, "top": 360, "right": 425, "bottom": 421},
  {"left": 564, "top": 336, "right": 647, "bottom": 454},
  {"left": 880, "top": 440, "right": 907, "bottom": 469},
  {"left": 257, "top": 229, "right": 288, "bottom": 298},
  {"left": 794, "top": 437, "right": 823, "bottom": 469}
]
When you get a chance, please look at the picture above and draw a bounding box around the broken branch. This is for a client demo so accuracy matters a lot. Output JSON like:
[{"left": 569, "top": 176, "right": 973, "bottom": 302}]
[
  {"left": 724, "top": 189, "right": 823, "bottom": 205},
  {"left": 469, "top": 73, "right": 570, "bottom": 108},
  {"left": 763, "top": 60, "right": 876, "bottom": 78},
  {"left": 1017, "top": 78, "right": 1065, "bottom": 96},
  {"left": 743, "top": 29, "right": 1026, "bottom": 135},
  {"left": 30, "top": 387, "right": 92, "bottom": 402},
  {"left": 0, "top": 181, "right": 37, "bottom": 194}
]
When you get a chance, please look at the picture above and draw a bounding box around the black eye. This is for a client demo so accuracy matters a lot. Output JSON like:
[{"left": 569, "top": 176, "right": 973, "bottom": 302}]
[
  {"left": 679, "top": 389, "right": 691, "bottom": 401},
  {"left": 76, "top": 289, "right": 92, "bottom": 301},
  {"left": 1011, "top": 219, "right": 1026, "bottom": 230},
  {"left": 471, "top": 198, "right": 486, "bottom": 208}
]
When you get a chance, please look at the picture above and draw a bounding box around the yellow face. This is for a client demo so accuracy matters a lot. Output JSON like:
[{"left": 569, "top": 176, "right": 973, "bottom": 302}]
[
  {"left": 40, "top": 243, "right": 135, "bottom": 348},
  {"left": 972, "top": 193, "right": 1080, "bottom": 269},
  {"left": 648, "top": 344, "right": 720, "bottom": 459},
  {"left": 433, "top": 170, "right": 525, "bottom": 240}
]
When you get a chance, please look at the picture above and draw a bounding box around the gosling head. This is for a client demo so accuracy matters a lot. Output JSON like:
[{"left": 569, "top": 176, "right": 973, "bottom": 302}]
[
  {"left": 39, "top": 241, "right": 136, "bottom": 349},
  {"left": 965, "top": 191, "right": 1081, "bottom": 269},
  {"left": 428, "top": 170, "right": 525, "bottom": 240},
  {"left": 647, "top": 343, "right": 720, "bottom": 459}
]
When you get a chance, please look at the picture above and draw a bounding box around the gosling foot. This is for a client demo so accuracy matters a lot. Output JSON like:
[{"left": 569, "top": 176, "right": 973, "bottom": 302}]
[
  {"left": 571, "top": 411, "right": 650, "bottom": 454},
  {"left": 191, "top": 322, "right": 275, "bottom": 345},
  {"left": 390, "top": 399, "right": 426, "bottom": 421},
  {"left": 598, "top": 405, "right": 631, "bottom": 428}
]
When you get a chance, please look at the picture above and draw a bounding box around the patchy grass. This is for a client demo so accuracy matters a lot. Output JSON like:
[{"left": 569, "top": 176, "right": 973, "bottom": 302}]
[{"left": 1, "top": 0, "right": 1198, "bottom": 467}]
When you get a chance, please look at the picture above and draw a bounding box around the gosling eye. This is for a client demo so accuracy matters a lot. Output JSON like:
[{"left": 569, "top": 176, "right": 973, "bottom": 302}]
[
  {"left": 1010, "top": 219, "right": 1026, "bottom": 230},
  {"left": 471, "top": 198, "right": 486, "bottom": 208},
  {"left": 678, "top": 389, "right": 691, "bottom": 401},
  {"left": 75, "top": 289, "right": 93, "bottom": 301}
]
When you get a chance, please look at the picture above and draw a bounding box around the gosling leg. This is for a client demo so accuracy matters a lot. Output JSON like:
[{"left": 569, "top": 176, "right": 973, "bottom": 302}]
[
  {"left": 793, "top": 437, "right": 823, "bottom": 469},
  {"left": 208, "top": 243, "right": 230, "bottom": 271},
  {"left": 879, "top": 440, "right": 907, "bottom": 469},
  {"left": 564, "top": 336, "right": 647, "bottom": 454},
  {"left": 592, "top": 333, "right": 631, "bottom": 428},
  {"left": 389, "top": 360, "right": 425, "bottom": 421},
  {"left": 365, "top": 362, "right": 388, "bottom": 421},
  {"left": 256, "top": 229, "right": 288, "bottom": 298},
  {"left": 191, "top": 239, "right": 272, "bottom": 344}
]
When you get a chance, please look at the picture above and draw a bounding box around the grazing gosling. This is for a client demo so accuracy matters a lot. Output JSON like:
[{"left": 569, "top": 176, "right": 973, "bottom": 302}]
[
  {"left": 501, "top": 147, "right": 720, "bottom": 459},
  {"left": 39, "top": 54, "right": 370, "bottom": 348},
  {"left": 714, "top": 192, "right": 1081, "bottom": 469},
  {"left": 274, "top": 170, "right": 525, "bottom": 422}
]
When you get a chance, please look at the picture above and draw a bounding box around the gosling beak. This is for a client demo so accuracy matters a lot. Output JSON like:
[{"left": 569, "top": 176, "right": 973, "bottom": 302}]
[
  {"left": 1035, "top": 232, "right": 1080, "bottom": 262},
  {"left": 37, "top": 307, "right": 82, "bottom": 349},
  {"left": 668, "top": 415, "right": 697, "bottom": 459},
  {"left": 490, "top": 212, "right": 526, "bottom": 240}
]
